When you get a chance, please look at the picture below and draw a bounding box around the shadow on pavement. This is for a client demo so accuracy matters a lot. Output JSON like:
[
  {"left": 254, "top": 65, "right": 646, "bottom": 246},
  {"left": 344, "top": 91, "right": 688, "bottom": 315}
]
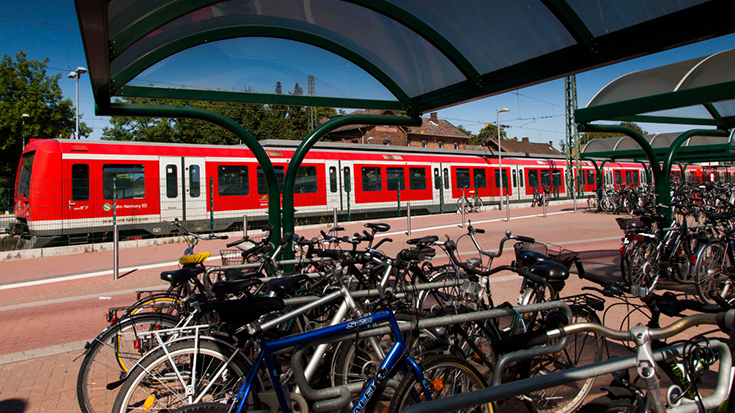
[{"left": 0, "top": 398, "right": 27, "bottom": 412}]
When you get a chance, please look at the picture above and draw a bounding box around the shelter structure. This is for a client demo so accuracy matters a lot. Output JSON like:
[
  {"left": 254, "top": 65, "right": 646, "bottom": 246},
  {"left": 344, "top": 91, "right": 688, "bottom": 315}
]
[
  {"left": 577, "top": 49, "right": 735, "bottom": 218},
  {"left": 73, "top": 0, "right": 734, "bottom": 242}
]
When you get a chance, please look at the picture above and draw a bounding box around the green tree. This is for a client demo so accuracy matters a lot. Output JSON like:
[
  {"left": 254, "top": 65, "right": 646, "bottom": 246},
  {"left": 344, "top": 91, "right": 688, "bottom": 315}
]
[
  {"left": 0, "top": 50, "right": 91, "bottom": 177},
  {"left": 472, "top": 123, "right": 508, "bottom": 146}
]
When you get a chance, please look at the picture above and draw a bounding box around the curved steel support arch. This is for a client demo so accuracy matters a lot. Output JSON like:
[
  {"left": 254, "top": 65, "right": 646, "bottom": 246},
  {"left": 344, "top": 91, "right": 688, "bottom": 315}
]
[
  {"left": 101, "top": 102, "right": 282, "bottom": 244},
  {"left": 111, "top": 25, "right": 411, "bottom": 104}
]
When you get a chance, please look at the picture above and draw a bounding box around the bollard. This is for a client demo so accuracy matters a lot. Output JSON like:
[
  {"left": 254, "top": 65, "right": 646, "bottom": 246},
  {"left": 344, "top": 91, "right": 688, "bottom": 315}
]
[
  {"left": 209, "top": 177, "right": 214, "bottom": 233},
  {"left": 573, "top": 181, "right": 577, "bottom": 213},
  {"left": 113, "top": 177, "right": 119, "bottom": 280},
  {"left": 407, "top": 202, "right": 412, "bottom": 235},
  {"left": 505, "top": 190, "right": 510, "bottom": 222},
  {"left": 333, "top": 208, "right": 338, "bottom": 229},
  {"left": 461, "top": 200, "right": 466, "bottom": 228},
  {"left": 543, "top": 192, "right": 547, "bottom": 218},
  {"left": 243, "top": 215, "right": 247, "bottom": 238}
]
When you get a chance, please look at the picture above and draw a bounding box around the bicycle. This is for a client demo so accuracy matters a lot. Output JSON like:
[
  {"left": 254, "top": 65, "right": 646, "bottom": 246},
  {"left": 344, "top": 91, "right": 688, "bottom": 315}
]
[
  {"left": 531, "top": 186, "right": 550, "bottom": 208},
  {"left": 457, "top": 189, "right": 484, "bottom": 214}
]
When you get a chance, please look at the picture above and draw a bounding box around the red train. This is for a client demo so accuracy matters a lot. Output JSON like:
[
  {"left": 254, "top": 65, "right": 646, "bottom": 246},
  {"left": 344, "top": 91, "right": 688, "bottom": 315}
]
[{"left": 10, "top": 138, "right": 732, "bottom": 248}]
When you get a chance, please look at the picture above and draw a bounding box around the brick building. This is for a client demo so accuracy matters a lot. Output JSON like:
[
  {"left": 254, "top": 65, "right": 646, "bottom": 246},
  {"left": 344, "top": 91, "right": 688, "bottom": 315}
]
[
  {"left": 482, "top": 137, "right": 562, "bottom": 155},
  {"left": 322, "top": 110, "right": 470, "bottom": 149}
]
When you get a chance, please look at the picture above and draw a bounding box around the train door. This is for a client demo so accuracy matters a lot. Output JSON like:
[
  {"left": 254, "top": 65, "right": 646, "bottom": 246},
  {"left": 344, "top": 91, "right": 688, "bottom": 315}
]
[
  {"left": 62, "top": 160, "right": 92, "bottom": 231},
  {"left": 512, "top": 165, "right": 524, "bottom": 200},
  {"left": 159, "top": 157, "right": 207, "bottom": 222},
  {"left": 325, "top": 160, "right": 342, "bottom": 211}
]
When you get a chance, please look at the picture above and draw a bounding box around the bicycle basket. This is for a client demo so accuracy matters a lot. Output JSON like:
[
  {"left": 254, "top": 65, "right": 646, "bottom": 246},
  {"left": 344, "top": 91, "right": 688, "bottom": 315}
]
[
  {"left": 615, "top": 217, "right": 644, "bottom": 230},
  {"left": 220, "top": 249, "right": 245, "bottom": 266}
]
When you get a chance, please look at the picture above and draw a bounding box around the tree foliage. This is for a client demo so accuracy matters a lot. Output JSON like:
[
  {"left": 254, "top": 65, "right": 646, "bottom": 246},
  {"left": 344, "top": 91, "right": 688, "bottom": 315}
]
[
  {"left": 0, "top": 50, "right": 91, "bottom": 177},
  {"left": 471, "top": 123, "right": 510, "bottom": 146}
]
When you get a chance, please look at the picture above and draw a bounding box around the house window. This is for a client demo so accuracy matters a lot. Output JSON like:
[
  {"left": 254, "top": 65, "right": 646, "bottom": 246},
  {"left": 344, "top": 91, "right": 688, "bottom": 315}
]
[
  {"left": 103, "top": 164, "right": 145, "bottom": 200},
  {"left": 362, "top": 167, "right": 382, "bottom": 191},
  {"left": 218, "top": 165, "right": 249, "bottom": 196},
  {"left": 422, "top": 141, "right": 427, "bottom": 148},
  {"left": 454, "top": 142, "right": 458, "bottom": 150},
  {"left": 409, "top": 168, "right": 426, "bottom": 190},
  {"left": 71, "top": 163, "right": 89, "bottom": 201},
  {"left": 438, "top": 141, "right": 443, "bottom": 148}
]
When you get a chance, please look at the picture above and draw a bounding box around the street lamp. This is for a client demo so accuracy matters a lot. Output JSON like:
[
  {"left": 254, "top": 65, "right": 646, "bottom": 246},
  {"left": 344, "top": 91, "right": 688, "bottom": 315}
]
[
  {"left": 21, "top": 113, "right": 29, "bottom": 149},
  {"left": 497, "top": 107, "right": 510, "bottom": 219},
  {"left": 67, "top": 67, "right": 87, "bottom": 139}
]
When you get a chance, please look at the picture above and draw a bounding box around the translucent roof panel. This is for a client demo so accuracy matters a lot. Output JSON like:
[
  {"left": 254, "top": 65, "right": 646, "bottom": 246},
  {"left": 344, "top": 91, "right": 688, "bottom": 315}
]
[
  {"left": 582, "top": 132, "right": 735, "bottom": 161},
  {"left": 126, "top": 38, "right": 395, "bottom": 101},
  {"left": 567, "top": 0, "right": 709, "bottom": 37},
  {"left": 110, "top": 0, "right": 466, "bottom": 99}
]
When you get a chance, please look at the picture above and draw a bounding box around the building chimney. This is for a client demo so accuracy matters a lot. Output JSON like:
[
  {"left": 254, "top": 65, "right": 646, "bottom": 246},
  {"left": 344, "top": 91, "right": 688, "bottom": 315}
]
[
  {"left": 522, "top": 137, "right": 529, "bottom": 143},
  {"left": 549, "top": 141, "right": 554, "bottom": 148},
  {"left": 430, "top": 112, "right": 438, "bottom": 121}
]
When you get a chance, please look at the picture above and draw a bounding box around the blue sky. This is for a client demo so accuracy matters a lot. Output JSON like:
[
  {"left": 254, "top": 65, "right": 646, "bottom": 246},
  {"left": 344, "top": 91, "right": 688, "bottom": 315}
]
[{"left": 1, "top": 1, "right": 732, "bottom": 145}]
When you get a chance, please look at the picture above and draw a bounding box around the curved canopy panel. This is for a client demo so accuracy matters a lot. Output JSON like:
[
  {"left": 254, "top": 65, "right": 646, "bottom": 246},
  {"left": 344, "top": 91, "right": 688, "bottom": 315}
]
[
  {"left": 582, "top": 131, "right": 735, "bottom": 162},
  {"left": 577, "top": 49, "right": 735, "bottom": 128},
  {"left": 75, "top": 0, "right": 734, "bottom": 115}
]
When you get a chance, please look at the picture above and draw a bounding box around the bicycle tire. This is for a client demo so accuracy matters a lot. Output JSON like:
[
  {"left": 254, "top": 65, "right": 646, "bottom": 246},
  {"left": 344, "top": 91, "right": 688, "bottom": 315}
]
[
  {"left": 475, "top": 197, "right": 484, "bottom": 213},
  {"left": 123, "top": 293, "right": 184, "bottom": 318},
  {"left": 577, "top": 394, "right": 638, "bottom": 413},
  {"left": 111, "top": 338, "right": 257, "bottom": 413},
  {"left": 166, "top": 402, "right": 230, "bottom": 413},
  {"left": 457, "top": 197, "right": 469, "bottom": 214},
  {"left": 77, "top": 312, "right": 181, "bottom": 413},
  {"left": 386, "top": 354, "right": 490, "bottom": 413},
  {"left": 628, "top": 240, "right": 656, "bottom": 290},
  {"left": 600, "top": 196, "right": 616, "bottom": 215},
  {"left": 694, "top": 241, "right": 728, "bottom": 304},
  {"left": 415, "top": 267, "right": 469, "bottom": 311}
]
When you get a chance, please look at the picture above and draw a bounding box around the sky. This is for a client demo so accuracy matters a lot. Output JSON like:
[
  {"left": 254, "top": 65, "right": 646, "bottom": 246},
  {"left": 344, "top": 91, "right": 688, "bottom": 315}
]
[{"left": 1, "top": 1, "right": 733, "bottom": 146}]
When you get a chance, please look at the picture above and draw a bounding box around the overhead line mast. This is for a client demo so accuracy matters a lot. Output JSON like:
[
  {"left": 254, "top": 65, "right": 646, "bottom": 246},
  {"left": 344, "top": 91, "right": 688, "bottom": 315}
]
[{"left": 565, "top": 75, "right": 582, "bottom": 197}]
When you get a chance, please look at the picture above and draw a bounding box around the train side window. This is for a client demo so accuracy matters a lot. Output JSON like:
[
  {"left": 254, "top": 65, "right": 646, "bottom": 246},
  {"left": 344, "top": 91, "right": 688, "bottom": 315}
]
[
  {"left": 625, "top": 171, "right": 632, "bottom": 184},
  {"left": 443, "top": 168, "right": 449, "bottom": 189},
  {"left": 103, "top": 164, "right": 145, "bottom": 200},
  {"left": 257, "top": 166, "right": 285, "bottom": 195},
  {"left": 189, "top": 165, "right": 201, "bottom": 198},
  {"left": 343, "top": 167, "right": 351, "bottom": 192},
  {"left": 294, "top": 166, "right": 318, "bottom": 193},
  {"left": 71, "top": 163, "right": 89, "bottom": 201},
  {"left": 329, "top": 166, "right": 337, "bottom": 193},
  {"left": 409, "top": 167, "right": 426, "bottom": 190},
  {"left": 494, "top": 169, "right": 508, "bottom": 188},
  {"left": 632, "top": 171, "right": 639, "bottom": 185},
  {"left": 433, "top": 168, "right": 440, "bottom": 190},
  {"left": 362, "top": 167, "right": 382, "bottom": 191},
  {"left": 528, "top": 170, "right": 538, "bottom": 187},
  {"left": 540, "top": 170, "right": 551, "bottom": 187},
  {"left": 218, "top": 165, "right": 249, "bottom": 196},
  {"left": 512, "top": 170, "right": 517, "bottom": 188},
  {"left": 165, "top": 164, "right": 178, "bottom": 198},
  {"left": 473, "top": 169, "right": 486, "bottom": 189},
  {"left": 455, "top": 168, "right": 471, "bottom": 189},
  {"left": 586, "top": 170, "right": 595, "bottom": 185},
  {"left": 387, "top": 167, "right": 405, "bottom": 191},
  {"left": 17, "top": 152, "right": 34, "bottom": 198},
  {"left": 552, "top": 170, "right": 561, "bottom": 187},
  {"left": 614, "top": 170, "right": 622, "bottom": 185}
]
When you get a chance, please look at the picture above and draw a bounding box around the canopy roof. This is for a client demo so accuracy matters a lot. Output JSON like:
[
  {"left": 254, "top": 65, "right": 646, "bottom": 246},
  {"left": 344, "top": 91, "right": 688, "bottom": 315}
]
[
  {"left": 576, "top": 48, "right": 735, "bottom": 128},
  {"left": 581, "top": 131, "right": 735, "bottom": 162},
  {"left": 75, "top": 0, "right": 734, "bottom": 116}
]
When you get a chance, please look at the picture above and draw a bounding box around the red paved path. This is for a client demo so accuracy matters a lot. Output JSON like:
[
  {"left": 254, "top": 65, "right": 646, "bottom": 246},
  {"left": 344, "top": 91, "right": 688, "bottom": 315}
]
[{"left": 0, "top": 204, "right": 723, "bottom": 412}]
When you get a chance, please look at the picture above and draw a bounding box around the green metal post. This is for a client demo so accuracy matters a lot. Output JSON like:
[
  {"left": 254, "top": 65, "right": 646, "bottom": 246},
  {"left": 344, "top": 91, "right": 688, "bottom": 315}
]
[
  {"left": 396, "top": 178, "right": 401, "bottom": 218},
  {"left": 439, "top": 178, "right": 444, "bottom": 215},
  {"left": 282, "top": 113, "right": 422, "bottom": 256},
  {"left": 209, "top": 176, "right": 214, "bottom": 233},
  {"left": 103, "top": 103, "right": 282, "bottom": 246}
]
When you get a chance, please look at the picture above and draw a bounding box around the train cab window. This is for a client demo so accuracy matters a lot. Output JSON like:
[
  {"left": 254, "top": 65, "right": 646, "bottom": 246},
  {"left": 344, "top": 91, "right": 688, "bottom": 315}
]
[
  {"left": 387, "top": 167, "right": 405, "bottom": 191},
  {"left": 218, "top": 165, "right": 249, "bottom": 196},
  {"left": 473, "top": 169, "right": 487, "bottom": 189},
  {"left": 17, "top": 152, "right": 34, "bottom": 198},
  {"left": 433, "top": 168, "right": 440, "bottom": 189},
  {"left": 189, "top": 165, "right": 201, "bottom": 198},
  {"left": 343, "top": 167, "right": 351, "bottom": 192},
  {"left": 257, "top": 166, "right": 285, "bottom": 195},
  {"left": 443, "top": 168, "right": 449, "bottom": 189},
  {"left": 362, "top": 167, "right": 382, "bottom": 191},
  {"left": 625, "top": 171, "right": 632, "bottom": 184},
  {"left": 632, "top": 171, "right": 639, "bottom": 186},
  {"left": 512, "top": 170, "right": 517, "bottom": 188},
  {"left": 329, "top": 166, "right": 338, "bottom": 193},
  {"left": 540, "top": 170, "right": 551, "bottom": 187},
  {"left": 586, "top": 170, "right": 595, "bottom": 186},
  {"left": 294, "top": 166, "right": 318, "bottom": 193},
  {"left": 165, "top": 164, "right": 178, "bottom": 198},
  {"left": 455, "top": 168, "right": 471, "bottom": 189},
  {"left": 614, "top": 171, "right": 622, "bottom": 185},
  {"left": 528, "top": 170, "right": 538, "bottom": 187},
  {"left": 409, "top": 168, "right": 426, "bottom": 190},
  {"left": 103, "top": 164, "right": 145, "bottom": 200},
  {"left": 71, "top": 164, "right": 89, "bottom": 201}
]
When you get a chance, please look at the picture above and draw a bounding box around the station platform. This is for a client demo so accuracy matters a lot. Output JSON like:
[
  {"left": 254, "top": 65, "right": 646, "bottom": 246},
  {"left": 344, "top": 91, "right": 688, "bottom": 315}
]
[{"left": 0, "top": 204, "right": 722, "bottom": 413}]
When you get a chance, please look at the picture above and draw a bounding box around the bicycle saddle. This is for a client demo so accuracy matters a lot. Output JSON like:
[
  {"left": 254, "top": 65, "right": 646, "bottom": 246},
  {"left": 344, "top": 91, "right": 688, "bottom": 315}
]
[
  {"left": 160, "top": 266, "right": 205, "bottom": 285},
  {"left": 213, "top": 297, "right": 285, "bottom": 326},
  {"left": 528, "top": 260, "right": 569, "bottom": 282},
  {"left": 179, "top": 251, "right": 211, "bottom": 266},
  {"left": 407, "top": 235, "right": 438, "bottom": 245},
  {"left": 268, "top": 274, "right": 310, "bottom": 297},
  {"left": 212, "top": 278, "right": 263, "bottom": 299},
  {"left": 365, "top": 223, "right": 390, "bottom": 233}
]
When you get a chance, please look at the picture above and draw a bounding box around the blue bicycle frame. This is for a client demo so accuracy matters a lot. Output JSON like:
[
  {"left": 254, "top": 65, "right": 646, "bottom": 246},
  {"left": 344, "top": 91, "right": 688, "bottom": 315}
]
[{"left": 232, "top": 309, "right": 430, "bottom": 413}]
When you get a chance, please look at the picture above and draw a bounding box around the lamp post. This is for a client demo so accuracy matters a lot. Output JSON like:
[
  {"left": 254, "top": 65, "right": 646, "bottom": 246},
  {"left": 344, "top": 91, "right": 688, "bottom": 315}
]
[
  {"left": 496, "top": 108, "right": 509, "bottom": 218},
  {"left": 67, "top": 67, "right": 87, "bottom": 139},
  {"left": 21, "top": 113, "right": 29, "bottom": 149}
]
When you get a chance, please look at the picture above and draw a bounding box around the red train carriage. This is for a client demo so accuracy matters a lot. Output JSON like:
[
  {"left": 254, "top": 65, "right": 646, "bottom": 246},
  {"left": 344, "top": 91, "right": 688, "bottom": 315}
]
[{"left": 11, "top": 138, "right": 644, "bottom": 248}]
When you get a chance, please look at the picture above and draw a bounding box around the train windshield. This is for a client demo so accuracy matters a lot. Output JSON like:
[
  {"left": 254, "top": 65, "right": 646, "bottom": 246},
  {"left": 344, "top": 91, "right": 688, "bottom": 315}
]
[{"left": 17, "top": 152, "right": 34, "bottom": 198}]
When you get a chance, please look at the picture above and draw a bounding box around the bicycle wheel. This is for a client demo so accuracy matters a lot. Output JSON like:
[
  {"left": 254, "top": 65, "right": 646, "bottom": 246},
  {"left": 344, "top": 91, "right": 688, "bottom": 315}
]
[
  {"left": 457, "top": 198, "right": 469, "bottom": 214},
  {"left": 475, "top": 197, "right": 484, "bottom": 213},
  {"left": 415, "top": 267, "right": 469, "bottom": 311},
  {"left": 387, "top": 354, "right": 490, "bottom": 413},
  {"left": 77, "top": 313, "right": 181, "bottom": 413},
  {"left": 628, "top": 240, "right": 656, "bottom": 290},
  {"left": 694, "top": 241, "right": 728, "bottom": 304},
  {"left": 111, "top": 338, "right": 257, "bottom": 413},
  {"left": 577, "top": 394, "right": 637, "bottom": 413},
  {"left": 124, "top": 293, "right": 184, "bottom": 318},
  {"left": 600, "top": 196, "right": 616, "bottom": 214},
  {"left": 525, "top": 310, "right": 604, "bottom": 413}
]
